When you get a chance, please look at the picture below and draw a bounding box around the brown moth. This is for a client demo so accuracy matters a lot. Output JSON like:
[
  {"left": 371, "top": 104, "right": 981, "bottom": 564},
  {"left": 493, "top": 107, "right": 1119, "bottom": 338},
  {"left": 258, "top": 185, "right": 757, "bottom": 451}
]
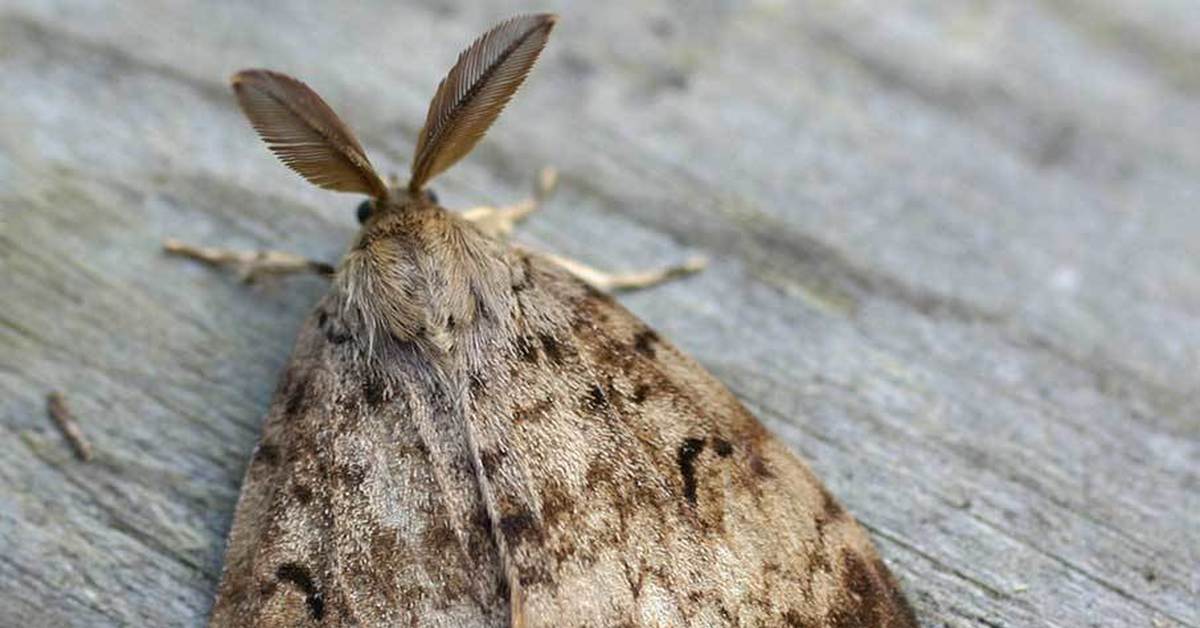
[{"left": 196, "top": 13, "right": 918, "bottom": 627}]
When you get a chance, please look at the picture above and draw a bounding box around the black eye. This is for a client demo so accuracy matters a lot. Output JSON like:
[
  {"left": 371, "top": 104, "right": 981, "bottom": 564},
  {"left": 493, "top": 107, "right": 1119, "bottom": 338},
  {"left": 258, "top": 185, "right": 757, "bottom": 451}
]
[
  {"left": 356, "top": 199, "right": 372, "bottom": 224},
  {"left": 424, "top": 188, "right": 439, "bottom": 204}
]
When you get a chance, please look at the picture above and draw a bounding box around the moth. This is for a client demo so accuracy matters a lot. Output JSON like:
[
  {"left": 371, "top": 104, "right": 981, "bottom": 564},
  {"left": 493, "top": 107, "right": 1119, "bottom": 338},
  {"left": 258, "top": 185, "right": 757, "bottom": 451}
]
[{"left": 178, "top": 13, "right": 918, "bottom": 627}]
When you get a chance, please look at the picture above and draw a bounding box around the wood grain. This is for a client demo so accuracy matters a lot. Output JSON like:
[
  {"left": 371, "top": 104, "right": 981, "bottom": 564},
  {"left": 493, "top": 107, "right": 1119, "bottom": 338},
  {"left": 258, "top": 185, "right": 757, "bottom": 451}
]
[{"left": 1, "top": 1, "right": 1196, "bottom": 626}]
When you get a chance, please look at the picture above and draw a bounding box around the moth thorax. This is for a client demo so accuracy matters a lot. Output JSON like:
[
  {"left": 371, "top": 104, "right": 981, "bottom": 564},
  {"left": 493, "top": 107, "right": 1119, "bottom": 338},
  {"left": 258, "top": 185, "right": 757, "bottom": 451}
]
[{"left": 337, "top": 225, "right": 489, "bottom": 355}]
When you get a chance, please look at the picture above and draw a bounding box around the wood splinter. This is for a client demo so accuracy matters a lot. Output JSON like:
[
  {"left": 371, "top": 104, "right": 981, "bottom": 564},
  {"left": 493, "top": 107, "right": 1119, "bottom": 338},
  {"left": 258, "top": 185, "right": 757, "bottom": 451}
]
[{"left": 46, "top": 391, "right": 93, "bottom": 461}]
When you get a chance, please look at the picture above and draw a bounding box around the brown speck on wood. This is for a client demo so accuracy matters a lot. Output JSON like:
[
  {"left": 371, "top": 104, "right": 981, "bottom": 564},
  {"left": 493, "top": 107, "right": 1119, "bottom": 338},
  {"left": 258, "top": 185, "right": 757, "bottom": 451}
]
[{"left": 46, "top": 391, "right": 93, "bottom": 461}]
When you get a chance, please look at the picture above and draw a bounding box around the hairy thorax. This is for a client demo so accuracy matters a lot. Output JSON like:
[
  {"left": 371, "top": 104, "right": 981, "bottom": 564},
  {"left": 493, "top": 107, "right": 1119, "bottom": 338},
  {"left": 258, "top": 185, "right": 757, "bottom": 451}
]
[{"left": 335, "top": 198, "right": 518, "bottom": 356}]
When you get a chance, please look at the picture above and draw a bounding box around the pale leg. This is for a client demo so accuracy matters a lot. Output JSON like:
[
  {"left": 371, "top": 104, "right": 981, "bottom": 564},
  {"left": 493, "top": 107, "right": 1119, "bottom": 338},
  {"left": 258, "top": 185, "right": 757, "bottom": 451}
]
[
  {"left": 461, "top": 167, "right": 558, "bottom": 239},
  {"left": 539, "top": 251, "right": 707, "bottom": 292},
  {"left": 465, "top": 168, "right": 707, "bottom": 292},
  {"left": 162, "top": 238, "right": 333, "bottom": 283}
]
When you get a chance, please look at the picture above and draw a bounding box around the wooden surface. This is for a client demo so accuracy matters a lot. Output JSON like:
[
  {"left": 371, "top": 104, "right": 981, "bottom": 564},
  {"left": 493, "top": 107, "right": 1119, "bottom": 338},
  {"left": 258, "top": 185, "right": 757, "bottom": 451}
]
[{"left": 2, "top": 1, "right": 1197, "bottom": 626}]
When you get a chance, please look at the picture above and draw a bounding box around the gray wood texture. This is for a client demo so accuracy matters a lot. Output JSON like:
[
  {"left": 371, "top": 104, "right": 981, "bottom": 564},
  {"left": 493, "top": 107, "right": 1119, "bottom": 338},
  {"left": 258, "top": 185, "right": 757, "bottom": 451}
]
[{"left": 2, "top": 1, "right": 1197, "bottom": 626}]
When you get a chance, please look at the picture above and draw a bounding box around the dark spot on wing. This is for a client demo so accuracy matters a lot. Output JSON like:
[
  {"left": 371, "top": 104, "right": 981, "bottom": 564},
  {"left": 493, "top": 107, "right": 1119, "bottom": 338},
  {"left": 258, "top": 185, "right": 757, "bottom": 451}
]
[
  {"left": 621, "top": 559, "right": 646, "bottom": 601},
  {"left": 428, "top": 379, "right": 449, "bottom": 408},
  {"left": 340, "top": 462, "right": 367, "bottom": 488},
  {"left": 873, "top": 557, "right": 920, "bottom": 627},
  {"left": 480, "top": 448, "right": 505, "bottom": 478},
  {"left": 833, "top": 551, "right": 881, "bottom": 626},
  {"left": 815, "top": 484, "right": 846, "bottom": 533},
  {"left": 632, "top": 329, "right": 660, "bottom": 357},
  {"left": 369, "top": 528, "right": 401, "bottom": 564},
  {"left": 499, "top": 511, "right": 537, "bottom": 545},
  {"left": 363, "top": 372, "right": 387, "bottom": 406},
  {"left": 630, "top": 383, "right": 651, "bottom": 404},
  {"left": 589, "top": 337, "right": 628, "bottom": 369},
  {"left": 572, "top": 286, "right": 614, "bottom": 331},
  {"left": 677, "top": 437, "right": 706, "bottom": 505},
  {"left": 281, "top": 367, "right": 312, "bottom": 420},
  {"left": 585, "top": 456, "right": 612, "bottom": 489},
  {"left": 749, "top": 450, "right": 775, "bottom": 479},
  {"left": 518, "top": 564, "right": 553, "bottom": 588},
  {"left": 317, "top": 307, "right": 351, "bottom": 344},
  {"left": 422, "top": 517, "right": 458, "bottom": 554},
  {"left": 291, "top": 483, "right": 312, "bottom": 505},
  {"left": 539, "top": 483, "right": 575, "bottom": 530},
  {"left": 465, "top": 506, "right": 489, "bottom": 545},
  {"left": 512, "top": 257, "right": 535, "bottom": 293},
  {"left": 515, "top": 336, "right": 538, "bottom": 363},
  {"left": 583, "top": 384, "right": 608, "bottom": 413},
  {"left": 514, "top": 397, "right": 553, "bottom": 423},
  {"left": 712, "top": 438, "right": 734, "bottom": 457},
  {"left": 252, "top": 442, "right": 280, "bottom": 466},
  {"left": 827, "top": 550, "right": 919, "bottom": 628},
  {"left": 581, "top": 280, "right": 614, "bottom": 304},
  {"left": 539, "top": 333, "right": 564, "bottom": 364},
  {"left": 275, "top": 562, "right": 324, "bottom": 621},
  {"left": 469, "top": 370, "right": 487, "bottom": 395}
]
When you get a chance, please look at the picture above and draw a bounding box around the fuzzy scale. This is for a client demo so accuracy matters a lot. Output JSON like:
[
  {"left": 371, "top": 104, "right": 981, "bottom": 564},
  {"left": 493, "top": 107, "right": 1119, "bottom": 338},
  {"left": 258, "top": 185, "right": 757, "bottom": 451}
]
[{"left": 208, "top": 199, "right": 917, "bottom": 627}]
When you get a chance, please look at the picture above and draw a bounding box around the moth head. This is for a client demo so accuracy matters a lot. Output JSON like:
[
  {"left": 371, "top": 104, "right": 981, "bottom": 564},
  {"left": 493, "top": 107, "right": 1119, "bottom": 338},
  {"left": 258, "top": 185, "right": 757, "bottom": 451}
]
[
  {"left": 354, "top": 188, "right": 438, "bottom": 226},
  {"left": 229, "top": 13, "right": 555, "bottom": 228}
]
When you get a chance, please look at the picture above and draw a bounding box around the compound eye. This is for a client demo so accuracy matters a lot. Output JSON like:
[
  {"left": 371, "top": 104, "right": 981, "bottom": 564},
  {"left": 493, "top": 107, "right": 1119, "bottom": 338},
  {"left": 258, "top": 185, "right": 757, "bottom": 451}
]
[
  {"left": 424, "top": 188, "right": 439, "bottom": 204},
  {"left": 356, "top": 199, "right": 373, "bottom": 224}
]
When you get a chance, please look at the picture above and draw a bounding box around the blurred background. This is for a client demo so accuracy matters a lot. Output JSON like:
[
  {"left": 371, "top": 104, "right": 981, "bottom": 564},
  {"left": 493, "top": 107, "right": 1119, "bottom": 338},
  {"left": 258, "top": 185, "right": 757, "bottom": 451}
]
[{"left": 1, "top": 1, "right": 1197, "bottom": 625}]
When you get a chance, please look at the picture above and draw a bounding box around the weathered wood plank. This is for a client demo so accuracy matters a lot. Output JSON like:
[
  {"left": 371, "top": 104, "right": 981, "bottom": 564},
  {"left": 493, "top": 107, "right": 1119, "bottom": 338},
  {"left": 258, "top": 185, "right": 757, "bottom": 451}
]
[{"left": 1, "top": 1, "right": 1196, "bottom": 626}]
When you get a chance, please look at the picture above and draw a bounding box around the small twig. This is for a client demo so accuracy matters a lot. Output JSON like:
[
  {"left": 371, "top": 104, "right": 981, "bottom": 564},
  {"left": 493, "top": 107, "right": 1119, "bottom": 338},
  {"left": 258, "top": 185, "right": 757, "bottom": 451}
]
[{"left": 46, "top": 391, "right": 93, "bottom": 461}]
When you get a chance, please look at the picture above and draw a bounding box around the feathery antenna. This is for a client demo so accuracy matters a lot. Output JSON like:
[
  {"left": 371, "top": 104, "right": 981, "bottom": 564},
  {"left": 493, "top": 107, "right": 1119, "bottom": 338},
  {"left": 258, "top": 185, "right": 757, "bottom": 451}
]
[
  {"left": 409, "top": 14, "right": 557, "bottom": 192},
  {"left": 232, "top": 70, "right": 389, "bottom": 198}
]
